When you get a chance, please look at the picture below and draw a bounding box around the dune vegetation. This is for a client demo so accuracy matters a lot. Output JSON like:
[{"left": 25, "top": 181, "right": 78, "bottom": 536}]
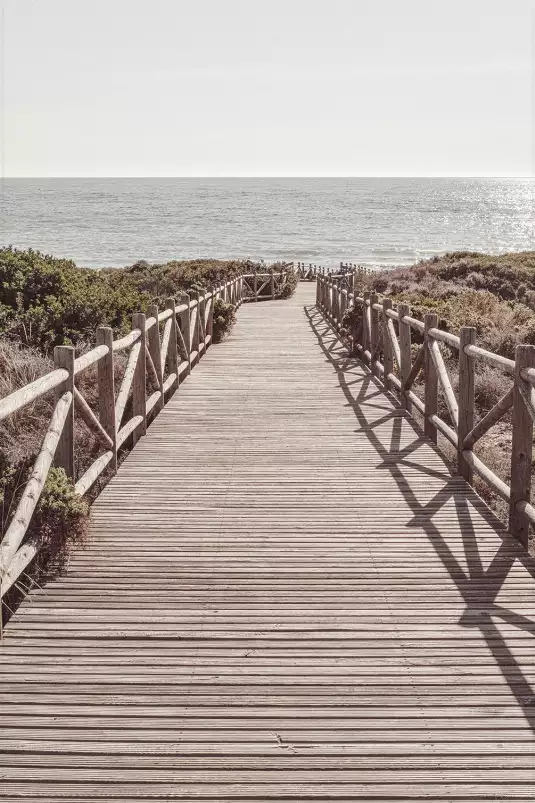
[{"left": 351, "top": 250, "right": 535, "bottom": 535}]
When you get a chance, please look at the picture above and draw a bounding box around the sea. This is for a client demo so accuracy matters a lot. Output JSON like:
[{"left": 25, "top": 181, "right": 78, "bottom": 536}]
[{"left": 1, "top": 177, "right": 535, "bottom": 271}]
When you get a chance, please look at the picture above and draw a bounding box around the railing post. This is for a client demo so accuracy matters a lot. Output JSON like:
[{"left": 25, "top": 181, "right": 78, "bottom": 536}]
[
  {"left": 332, "top": 280, "right": 338, "bottom": 325},
  {"left": 370, "top": 293, "right": 379, "bottom": 377},
  {"left": 350, "top": 298, "right": 360, "bottom": 358},
  {"left": 270, "top": 269, "right": 275, "bottom": 300},
  {"left": 199, "top": 291, "right": 207, "bottom": 349},
  {"left": 382, "top": 299, "right": 393, "bottom": 392},
  {"left": 132, "top": 312, "right": 147, "bottom": 445},
  {"left": 205, "top": 292, "right": 214, "bottom": 346},
  {"left": 424, "top": 313, "right": 439, "bottom": 443},
  {"left": 178, "top": 293, "right": 192, "bottom": 374},
  {"left": 458, "top": 327, "right": 476, "bottom": 483},
  {"left": 316, "top": 277, "right": 320, "bottom": 307},
  {"left": 165, "top": 298, "right": 180, "bottom": 389},
  {"left": 362, "top": 292, "right": 370, "bottom": 362},
  {"left": 398, "top": 303, "right": 412, "bottom": 414},
  {"left": 335, "top": 283, "right": 341, "bottom": 328},
  {"left": 96, "top": 326, "right": 117, "bottom": 472},
  {"left": 147, "top": 304, "right": 164, "bottom": 413},
  {"left": 191, "top": 292, "right": 201, "bottom": 363},
  {"left": 339, "top": 288, "right": 346, "bottom": 332},
  {"left": 53, "top": 346, "right": 75, "bottom": 479},
  {"left": 509, "top": 344, "right": 535, "bottom": 547},
  {"left": 253, "top": 269, "right": 258, "bottom": 302}
]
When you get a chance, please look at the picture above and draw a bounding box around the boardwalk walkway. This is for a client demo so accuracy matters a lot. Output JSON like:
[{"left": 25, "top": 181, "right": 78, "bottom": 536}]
[{"left": 1, "top": 283, "right": 535, "bottom": 800}]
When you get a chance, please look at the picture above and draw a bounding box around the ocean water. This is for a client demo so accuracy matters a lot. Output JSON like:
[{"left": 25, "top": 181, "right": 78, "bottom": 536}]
[{"left": 1, "top": 177, "right": 535, "bottom": 270}]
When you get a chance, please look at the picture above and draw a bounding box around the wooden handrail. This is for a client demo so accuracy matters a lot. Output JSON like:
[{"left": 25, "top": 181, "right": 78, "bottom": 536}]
[
  {"left": 0, "top": 271, "right": 288, "bottom": 599},
  {"left": 316, "top": 271, "right": 535, "bottom": 549}
]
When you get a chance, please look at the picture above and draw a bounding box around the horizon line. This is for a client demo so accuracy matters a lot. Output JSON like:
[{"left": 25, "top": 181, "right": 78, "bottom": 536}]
[{"left": 3, "top": 174, "right": 535, "bottom": 180}]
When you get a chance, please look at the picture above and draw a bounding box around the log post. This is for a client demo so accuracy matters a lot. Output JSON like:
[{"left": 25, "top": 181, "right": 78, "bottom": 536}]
[
  {"left": 205, "top": 292, "right": 214, "bottom": 346},
  {"left": 191, "top": 292, "right": 201, "bottom": 363},
  {"left": 178, "top": 293, "right": 192, "bottom": 374},
  {"left": 424, "top": 313, "right": 439, "bottom": 443},
  {"left": 165, "top": 298, "right": 180, "bottom": 391},
  {"left": 339, "top": 288, "right": 346, "bottom": 332},
  {"left": 131, "top": 312, "right": 147, "bottom": 444},
  {"left": 398, "top": 303, "right": 412, "bottom": 414},
  {"left": 253, "top": 269, "right": 258, "bottom": 302},
  {"left": 362, "top": 293, "right": 370, "bottom": 361},
  {"left": 198, "top": 291, "right": 206, "bottom": 350},
  {"left": 509, "top": 344, "right": 535, "bottom": 547},
  {"left": 382, "top": 299, "right": 393, "bottom": 392},
  {"left": 370, "top": 294, "right": 379, "bottom": 377},
  {"left": 147, "top": 304, "right": 163, "bottom": 412},
  {"left": 53, "top": 346, "right": 75, "bottom": 479},
  {"left": 96, "top": 326, "right": 117, "bottom": 471},
  {"left": 271, "top": 269, "right": 275, "bottom": 300},
  {"left": 458, "top": 327, "right": 476, "bottom": 482}
]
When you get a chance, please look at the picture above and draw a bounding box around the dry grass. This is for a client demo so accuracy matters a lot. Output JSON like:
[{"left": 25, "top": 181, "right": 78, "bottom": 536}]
[{"left": 347, "top": 251, "right": 535, "bottom": 550}]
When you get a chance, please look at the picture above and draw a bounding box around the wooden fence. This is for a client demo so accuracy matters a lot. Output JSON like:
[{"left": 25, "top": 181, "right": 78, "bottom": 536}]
[
  {"left": 295, "top": 263, "right": 326, "bottom": 280},
  {"left": 317, "top": 272, "right": 535, "bottom": 549},
  {"left": 0, "top": 272, "right": 288, "bottom": 599},
  {"left": 295, "top": 262, "right": 373, "bottom": 282},
  {"left": 241, "top": 268, "right": 291, "bottom": 300}
]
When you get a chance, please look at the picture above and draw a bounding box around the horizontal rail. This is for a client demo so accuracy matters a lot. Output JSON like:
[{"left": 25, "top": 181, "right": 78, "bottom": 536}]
[
  {"left": 73, "top": 345, "right": 109, "bottom": 376},
  {"left": 0, "top": 369, "right": 68, "bottom": 421},
  {"left": 75, "top": 450, "right": 115, "bottom": 497},
  {"left": 0, "top": 392, "right": 73, "bottom": 579},
  {"left": 112, "top": 329, "right": 141, "bottom": 353},
  {"left": 463, "top": 344, "right": 515, "bottom": 374}
]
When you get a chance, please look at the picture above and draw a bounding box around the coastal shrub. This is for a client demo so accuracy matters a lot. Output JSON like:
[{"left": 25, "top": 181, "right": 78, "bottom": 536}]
[
  {"left": 358, "top": 252, "right": 535, "bottom": 358},
  {"left": 0, "top": 247, "right": 147, "bottom": 352},
  {"left": 0, "top": 462, "right": 88, "bottom": 591},
  {"left": 107, "top": 258, "right": 259, "bottom": 304},
  {"left": 277, "top": 269, "right": 298, "bottom": 299},
  {"left": 212, "top": 298, "right": 237, "bottom": 343},
  {"left": 348, "top": 251, "right": 535, "bottom": 538}
]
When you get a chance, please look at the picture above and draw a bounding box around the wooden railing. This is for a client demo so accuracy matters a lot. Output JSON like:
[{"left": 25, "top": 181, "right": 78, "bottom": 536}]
[
  {"left": 241, "top": 268, "right": 292, "bottom": 300},
  {"left": 296, "top": 262, "right": 372, "bottom": 283},
  {"left": 295, "top": 263, "right": 326, "bottom": 280},
  {"left": 317, "top": 272, "right": 535, "bottom": 549},
  {"left": 0, "top": 272, "right": 285, "bottom": 598}
]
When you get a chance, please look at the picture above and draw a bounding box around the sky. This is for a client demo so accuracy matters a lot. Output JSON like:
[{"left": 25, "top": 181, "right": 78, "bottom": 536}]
[{"left": 2, "top": 0, "right": 535, "bottom": 177}]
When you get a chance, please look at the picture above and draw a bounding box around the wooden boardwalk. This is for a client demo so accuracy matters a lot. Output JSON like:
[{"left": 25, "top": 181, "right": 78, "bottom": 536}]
[{"left": 1, "top": 282, "right": 535, "bottom": 800}]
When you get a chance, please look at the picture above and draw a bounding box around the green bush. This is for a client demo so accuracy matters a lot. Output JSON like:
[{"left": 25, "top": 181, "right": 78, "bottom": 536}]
[
  {"left": 277, "top": 270, "right": 298, "bottom": 299},
  {"left": 212, "top": 298, "right": 237, "bottom": 343},
  {"left": 0, "top": 247, "right": 147, "bottom": 351},
  {"left": 356, "top": 251, "right": 535, "bottom": 358},
  {"left": 1, "top": 463, "right": 89, "bottom": 585}
]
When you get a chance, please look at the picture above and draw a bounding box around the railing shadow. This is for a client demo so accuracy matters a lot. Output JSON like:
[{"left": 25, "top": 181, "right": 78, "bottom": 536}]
[{"left": 305, "top": 302, "right": 535, "bottom": 734}]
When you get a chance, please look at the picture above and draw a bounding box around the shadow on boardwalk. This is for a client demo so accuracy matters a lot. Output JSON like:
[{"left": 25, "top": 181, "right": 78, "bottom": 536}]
[{"left": 305, "top": 303, "right": 535, "bottom": 735}]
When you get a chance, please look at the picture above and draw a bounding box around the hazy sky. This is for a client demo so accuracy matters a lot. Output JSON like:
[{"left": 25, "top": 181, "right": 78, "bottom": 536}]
[{"left": 2, "top": 0, "right": 535, "bottom": 176}]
